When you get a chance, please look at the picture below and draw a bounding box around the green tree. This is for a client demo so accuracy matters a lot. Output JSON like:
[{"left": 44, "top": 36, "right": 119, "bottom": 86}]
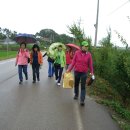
[
  {"left": 10, "top": 31, "right": 17, "bottom": 40},
  {"left": 113, "top": 31, "right": 130, "bottom": 105},
  {"left": 0, "top": 27, "right": 6, "bottom": 39},
  {"left": 67, "top": 20, "right": 93, "bottom": 52},
  {"left": 114, "top": 50, "right": 130, "bottom": 105},
  {"left": 67, "top": 20, "right": 85, "bottom": 45},
  {"left": 93, "top": 29, "right": 130, "bottom": 106},
  {"left": 35, "top": 29, "right": 73, "bottom": 45},
  {"left": 0, "top": 27, "right": 17, "bottom": 40},
  {"left": 59, "top": 34, "right": 73, "bottom": 44}
]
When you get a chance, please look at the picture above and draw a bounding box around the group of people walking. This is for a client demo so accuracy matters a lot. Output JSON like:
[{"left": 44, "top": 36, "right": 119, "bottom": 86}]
[
  {"left": 15, "top": 43, "right": 43, "bottom": 84},
  {"left": 15, "top": 41, "right": 94, "bottom": 106}
]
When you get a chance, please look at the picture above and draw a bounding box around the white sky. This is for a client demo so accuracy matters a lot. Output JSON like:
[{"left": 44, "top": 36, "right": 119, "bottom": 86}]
[{"left": 0, "top": 0, "right": 130, "bottom": 47}]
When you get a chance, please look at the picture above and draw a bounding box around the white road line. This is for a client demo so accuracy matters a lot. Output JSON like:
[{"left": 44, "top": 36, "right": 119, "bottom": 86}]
[
  {"left": 74, "top": 102, "right": 84, "bottom": 130},
  {"left": 72, "top": 88, "right": 84, "bottom": 130}
]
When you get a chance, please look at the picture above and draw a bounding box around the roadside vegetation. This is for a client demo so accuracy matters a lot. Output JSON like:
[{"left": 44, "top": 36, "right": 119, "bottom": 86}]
[
  {"left": 87, "top": 31, "right": 130, "bottom": 130},
  {"left": 0, "top": 44, "right": 45, "bottom": 60},
  {"left": 68, "top": 21, "right": 130, "bottom": 130}
]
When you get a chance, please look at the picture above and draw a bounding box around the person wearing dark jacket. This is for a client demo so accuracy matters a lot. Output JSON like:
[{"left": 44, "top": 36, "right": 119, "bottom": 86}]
[
  {"left": 30, "top": 44, "right": 43, "bottom": 83},
  {"left": 43, "top": 51, "right": 55, "bottom": 77}
]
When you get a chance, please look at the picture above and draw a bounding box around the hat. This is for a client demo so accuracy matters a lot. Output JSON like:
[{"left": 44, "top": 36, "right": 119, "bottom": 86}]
[{"left": 81, "top": 41, "right": 89, "bottom": 47}]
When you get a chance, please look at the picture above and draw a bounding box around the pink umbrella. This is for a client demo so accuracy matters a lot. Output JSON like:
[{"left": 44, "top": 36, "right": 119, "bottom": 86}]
[{"left": 66, "top": 43, "right": 81, "bottom": 50}]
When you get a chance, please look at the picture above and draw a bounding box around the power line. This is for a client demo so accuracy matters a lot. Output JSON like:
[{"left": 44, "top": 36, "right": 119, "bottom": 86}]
[{"left": 108, "top": 0, "right": 130, "bottom": 16}]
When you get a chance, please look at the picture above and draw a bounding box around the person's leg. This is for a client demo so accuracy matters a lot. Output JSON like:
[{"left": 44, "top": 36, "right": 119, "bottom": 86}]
[
  {"left": 80, "top": 73, "right": 87, "bottom": 105},
  {"left": 50, "top": 62, "right": 54, "bottom": 77},
  {"left": 23, "top": 65, "right": 28, "bottom": 80},
  {"left": 54, "top": 65, "right": 58, "bottom": 81},
  {"left": 32, "top": 64, "right": 36, "bottom": 82},
  {"left": 52, "top": 63, "right": 55, "bottom": 77},
  {"left": 74, "top": 71, "right": 81, "bottom": 99},
  {"left": 48, "top": 61, "right": 51, "bottom": 77},
  {"left": 18, "top": 65, "right": 23, "bottom": 83},
  {"left": 36, "top": 64, "right": 40, "bottom": 81},
  {"left": 57, "top": 67, "right": 63, "bottom": 84}
]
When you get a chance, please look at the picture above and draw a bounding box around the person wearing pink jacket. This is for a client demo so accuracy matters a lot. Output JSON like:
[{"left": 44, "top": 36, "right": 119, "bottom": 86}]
[
  {"left": 67, "top": 41, "right": 94, "bottom": 106},
  {"left": 15, "top": 42, "right": 30, "bottom": 84}
]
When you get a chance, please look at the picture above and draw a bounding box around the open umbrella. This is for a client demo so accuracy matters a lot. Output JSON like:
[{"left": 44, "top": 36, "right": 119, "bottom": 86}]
[
  {"left": 66, "top": 43, "right": 80, "bottom": 50},
  {"left": 49, "top": 42, "right": 66, "bottom": 56},
  {"left": 14, "top": 33, "right": 37, "bottom": 43}
]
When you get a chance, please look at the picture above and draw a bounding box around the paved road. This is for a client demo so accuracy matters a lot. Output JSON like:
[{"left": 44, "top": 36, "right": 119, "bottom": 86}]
[{"left": 0, "top": 58, "right": 121, "bottom": 130}]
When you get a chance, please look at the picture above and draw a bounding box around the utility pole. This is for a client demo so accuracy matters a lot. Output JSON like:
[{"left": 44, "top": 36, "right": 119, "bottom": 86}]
[{"left": 94, "top": 0, "right": 99, "bottom": 47}]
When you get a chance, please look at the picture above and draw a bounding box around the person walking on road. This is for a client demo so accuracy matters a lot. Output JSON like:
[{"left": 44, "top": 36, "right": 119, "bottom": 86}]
[
  {"left": 30, "top": 44, "right": 43, "bottom": 83},
  {"left": 65, "top": 47, "right": 74, "bottom": 70},
  {"left": 43, "top": 51, "right": 55, "bottom": 78},
  {"left": 67, "top": 41, "right": 94, "bottom": 106},
  {"left": 54, "top": 45, "right": 66, "bottom": 86},
  {"left": 15, "top": 42, "right": 30, "bottom": 84}
]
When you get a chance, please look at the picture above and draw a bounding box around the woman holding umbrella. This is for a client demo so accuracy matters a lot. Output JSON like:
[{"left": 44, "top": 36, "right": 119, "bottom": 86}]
[
  {"left": 65, "top": 47, "right": 74, "bottom": 70},
  {"left": 65, "top": 43, "right": 80, "bottom": 69},
  {"left": 67, "top": 41, "right": 95, "bottom": 106},
  {"left": 15, "top": 42, "right": 30, "bottom": 84}
]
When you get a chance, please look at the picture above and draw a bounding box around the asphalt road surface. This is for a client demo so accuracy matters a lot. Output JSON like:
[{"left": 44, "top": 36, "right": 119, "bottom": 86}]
[{"left": 0, "top": 58, "right": 121, "bottom": 130}]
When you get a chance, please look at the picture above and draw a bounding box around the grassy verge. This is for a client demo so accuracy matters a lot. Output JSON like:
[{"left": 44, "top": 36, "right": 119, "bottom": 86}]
[
  {"left": 0, "top": 44, "right": 45, "bottom": 51},
  {"left": 87, "top": 76, "right": 130, "bottom": 130},
  {"left": 0, "top": 44, "right": 45, "bottom": 61},
  {"left": 0, "top": 50, "right": 17, "bottom": 60}
]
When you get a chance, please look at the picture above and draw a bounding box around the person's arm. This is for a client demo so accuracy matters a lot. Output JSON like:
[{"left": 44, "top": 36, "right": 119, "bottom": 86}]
[
  {"left": 67, "top": 52, "right": 77, "bottom": 72},
  {"left": 15, "top": 54, "right": 18, "bottom": 66},
  {"left": 30, "top": 52, "right": 33, "bottom": 64},
  {"left": 15, "top": 50, "right": 20, "bottom": 66},
  {"left": 43, "top": 52, "right": 47, "bottom": 57},
  {"left": 63, "top": 52, "right": 66, "bottom": 66},
  {"left": 40, "top": 52, "right": 43, "bottom": 64}
]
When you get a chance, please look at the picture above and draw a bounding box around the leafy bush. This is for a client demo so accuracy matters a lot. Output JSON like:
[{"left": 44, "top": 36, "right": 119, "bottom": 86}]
[{"left": 92, "top": 30, "right": 130, "bottom": 106}]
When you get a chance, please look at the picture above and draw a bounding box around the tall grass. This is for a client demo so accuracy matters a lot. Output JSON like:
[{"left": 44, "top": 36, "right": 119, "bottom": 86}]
[{"left": 0, "top": 50, "right": 17, "bottom": 60}]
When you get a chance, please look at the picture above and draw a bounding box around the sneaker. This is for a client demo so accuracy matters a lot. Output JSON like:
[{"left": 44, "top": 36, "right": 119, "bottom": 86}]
[
  {"left": 32, "top": 81, "right": 36, "bottom": 83},
  {"left": 80, "top": 101, "right": 85, "bottom": 106},
  {"left": 37, "top": 78, "right": 40, "bottom": 81},
  {"left": 57, "top": 83, "right": 61, "bottom": 86},
  {"left": 19, "top": 81, "right": 22, "bottom": 84},
  {"left": 25, "top": 75, "right": 28, "bottom": 80},
  {"left": 74, "top": 95, "right": 78, "bottom": 100}
]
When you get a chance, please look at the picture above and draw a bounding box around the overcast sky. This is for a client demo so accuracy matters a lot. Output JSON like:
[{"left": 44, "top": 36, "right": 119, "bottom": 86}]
[{"left": 0, "top": 0, "right": 130, "bottom": 46}]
